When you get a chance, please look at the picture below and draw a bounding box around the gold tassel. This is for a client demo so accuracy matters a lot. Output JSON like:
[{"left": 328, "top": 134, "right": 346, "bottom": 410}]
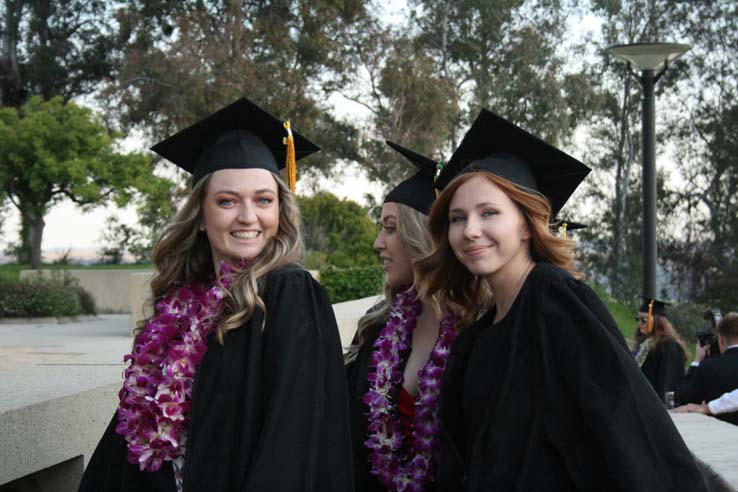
[
  {"left": 647, "top": 299, "right": 654, "bottom": 334},
  {"left": 283, "top": 120, "right": 296, "bottom": 192},
  {"left": 560, "top": 222, "right": 568, "bottom": 238},
  {"left": 434, "top": 161, "right": 446, "bottom": 199}
]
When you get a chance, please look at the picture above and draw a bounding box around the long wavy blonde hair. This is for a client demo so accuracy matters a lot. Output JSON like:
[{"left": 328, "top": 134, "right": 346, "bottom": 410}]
[
  {"left": 344, "top": 202, "right": 434, "bottom": 364},
  {"left": 140, "top": 171, "right": 303, "bottom": 344},
  {"left": 415, "top": 171, "right": 579, "bottom": 325}
]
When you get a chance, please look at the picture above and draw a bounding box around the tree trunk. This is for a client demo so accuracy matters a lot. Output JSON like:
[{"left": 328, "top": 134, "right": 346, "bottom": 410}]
[
  {"left": 20, "top": 205, "right": 45, "bottom": 268},
  {"left": 609, "top": 74, "right": 634, "bottom": 298},
  {"left": 0, "top": 0, "right": 26, "bottom": 107}
]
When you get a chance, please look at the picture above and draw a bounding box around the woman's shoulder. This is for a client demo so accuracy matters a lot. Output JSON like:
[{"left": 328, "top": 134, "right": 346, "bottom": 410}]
[
  {"left": 265, "top": 263, "right": 319, "bottom": 287},
  {"left": 529, "top": 262, "right": 599, "bottom": 301},
  {"left": 529, "top": 262, "right": 576, "bottom": 285},
  {"left": 263, "top": 263, "right": 327, "bottom": 305},
  {"left": 529, "top": 263, "right": 627, "bottom": 347}
]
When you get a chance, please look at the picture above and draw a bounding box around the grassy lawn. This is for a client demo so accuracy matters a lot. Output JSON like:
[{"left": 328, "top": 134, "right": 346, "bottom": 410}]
[
  {"left": 591, "top": 284, "right": 636, "bottom": 342},
  {"left": 0, "top": 263, "right": 153, "bottom": 280}
]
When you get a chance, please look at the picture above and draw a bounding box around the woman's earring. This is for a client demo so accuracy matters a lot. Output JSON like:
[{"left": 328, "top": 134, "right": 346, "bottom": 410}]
[{"left": 199, "top": 224, "right": 206, "bottom": 231}]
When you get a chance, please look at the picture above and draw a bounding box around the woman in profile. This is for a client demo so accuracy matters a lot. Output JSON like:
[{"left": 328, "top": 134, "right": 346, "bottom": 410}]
[
  {"left": 346, "top": 141, "right": 465, "bottom": 492},
  {"left": 416, "top": 109, "right": 708, "bottom": 491},
  {"left": 79, "top": 98, "right": 353, "bottom": 492}
]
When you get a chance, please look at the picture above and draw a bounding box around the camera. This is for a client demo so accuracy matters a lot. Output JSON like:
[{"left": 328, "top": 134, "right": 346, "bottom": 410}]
[{"left": 696, "top": 307, "right": 722, "bottom": 359}]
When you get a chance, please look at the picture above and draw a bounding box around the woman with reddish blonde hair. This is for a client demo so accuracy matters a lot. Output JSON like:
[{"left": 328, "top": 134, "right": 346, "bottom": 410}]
[{"left": 416, "top": 110, "right": 708, "bottom": 492}]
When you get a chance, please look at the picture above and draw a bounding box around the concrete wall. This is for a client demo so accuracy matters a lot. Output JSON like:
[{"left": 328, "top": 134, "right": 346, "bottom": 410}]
[
  {"left": 20, "top": 269, "right": 154, "bottom": 314},
  {"left": 129, "top": 271, "right": 156, "bottom": 331}
]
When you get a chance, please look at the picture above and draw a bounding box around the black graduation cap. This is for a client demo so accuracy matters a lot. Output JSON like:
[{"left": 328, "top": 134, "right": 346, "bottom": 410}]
[
  {"left": 551, "top": 219, "right": 587, "bottom": 237},
  {"left": 383, "top": 140, "right": 438, "bottom": 215},
  {"left": 638, "top": 297, "right": 672, "bottom": 318},
  {"left": 150, "top": 98, "right": 320, "bottom": 187},
  {"left": 434, "top": 109, "right": 591, "bottom": 216}
]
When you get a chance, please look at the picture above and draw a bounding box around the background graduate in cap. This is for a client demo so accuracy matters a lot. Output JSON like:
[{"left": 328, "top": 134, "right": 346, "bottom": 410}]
[
  {"left": 634, "top": 297, "right": 688, "bottom": 401},
  {"left": 345, "top": 141, "right": 463, "bottom": 492},
  {"left": 415, "top": 109, "right": 708, "bottom": 492},
  {"left": 79, "top": 98, "right": 353, "bottom": 492}
]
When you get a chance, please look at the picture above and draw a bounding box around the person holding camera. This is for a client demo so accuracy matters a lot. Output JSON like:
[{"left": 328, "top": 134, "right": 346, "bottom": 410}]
[
  {"left": 634, "top": 298, "right": 688, "bottom": 402},
  {"left": 675, "top": 312, "right": 738, "bottom": 426}
]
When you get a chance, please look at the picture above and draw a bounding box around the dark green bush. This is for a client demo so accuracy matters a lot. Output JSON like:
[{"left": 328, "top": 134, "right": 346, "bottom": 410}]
[
  {"left": 73, "top": 285, "right": 98, "bottom": 315},
  {"left": 668, "top": 301, "right": 711, "bottom": 345},
  {"left": 320, "top": 265, "right": 383, "bottom": 304},
  {"left": 0, "top": 271, "right": 96, "bottom": 318},
  {"left": 300, "top": 192, "right": 381, "bottom": 270}
]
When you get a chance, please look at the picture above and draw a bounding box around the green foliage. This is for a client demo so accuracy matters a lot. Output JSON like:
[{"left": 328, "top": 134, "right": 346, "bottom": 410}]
[
  {"left": 319, "top": 265, "right": 383, "bottom": 304},
  {"left": 98, "top": 215, "right": 153, "bottom": 264},
  {"left": 0, "top": 96, "right": 173, "bottom": 267},
  {"left": 0, "top": 0, "right": 121, "bottom": 108},
  {"left": 331, "top": 17, "right": 459, "bottom": 186},
  {"left": 0, "top": 263, "right": 154, "bottom": 281},
  {"left": 299, "top": 192, "right": 380, "bottom": 269},
  {"left": 0, "top": 271, "right": 97, "bottom": 318},
  {"left": 591, "top": 284, "right": 636, "bottom": 340},
  {"left": 73, "top": 285, "right": 97, "bottom": 316},
  {"left": 668, "top": 301, "right": 711, "bottom": 347},
  {"left": 411, "top": 0, "right": 591, "bottom": 144},
  {"left": 658, "top": 0, "right": 738, "bottom": 308},
  {"left": 107, "top": 0, "right": 368, "bottom": 180}
]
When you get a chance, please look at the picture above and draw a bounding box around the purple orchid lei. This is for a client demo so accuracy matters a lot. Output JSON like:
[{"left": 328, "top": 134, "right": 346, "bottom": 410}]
[
  {"left": 115, "top": 261, "right": 240, "bottom": 472},
  {"left": 363, "top": 287, "right": 458, "bottom": 492}
]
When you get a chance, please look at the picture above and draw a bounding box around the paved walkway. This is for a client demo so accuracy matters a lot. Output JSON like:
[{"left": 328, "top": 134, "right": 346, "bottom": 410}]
[
  {"left": 0, "top": 293, "right": 376, "bottom": 414},
  {"left": 0, "top": 315, "right": 131, "bottom": 412}
]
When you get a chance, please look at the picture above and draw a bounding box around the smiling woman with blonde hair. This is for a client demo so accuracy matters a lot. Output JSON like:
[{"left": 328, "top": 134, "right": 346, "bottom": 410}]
[{"left": 79, "top": 99, "right": 353, "bottom": 492}]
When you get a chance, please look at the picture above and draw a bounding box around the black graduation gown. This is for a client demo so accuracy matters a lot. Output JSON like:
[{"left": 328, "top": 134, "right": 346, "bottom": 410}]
[
  {"left": 640, "top": 339, "right": 687, "bottom": 402},
  {"left": 346, "top": 322, "right": 386, "bottom": 492},
  {"left": 79, "top": 264, "right": 354, "bottom": 492},
  {"left": 435, "top": 263, "right": 708, "bottom": 492},
  {"left": 345, "top": 303, "right": 441, "bottom": 492}
]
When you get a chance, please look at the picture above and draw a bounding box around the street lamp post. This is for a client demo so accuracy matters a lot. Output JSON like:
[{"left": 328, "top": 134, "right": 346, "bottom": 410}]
[{"left": 606, "top": 42, "right": 690, "bottom": 299}]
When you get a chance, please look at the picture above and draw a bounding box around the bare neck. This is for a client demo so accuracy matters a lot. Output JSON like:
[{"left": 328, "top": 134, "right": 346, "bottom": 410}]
[
  {"left": 416, "top": 294, "right": 440, "bottom": 330},
  {"left": 486, "top": 257, "right": 535, "bottom": 324}
]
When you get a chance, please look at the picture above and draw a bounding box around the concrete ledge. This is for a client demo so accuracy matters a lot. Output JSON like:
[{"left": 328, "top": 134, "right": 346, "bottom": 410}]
[
  {"left": 0, "top": 382, "right": 117, "bottom": 485},
  {"left": 670, "top": 412, "right": 738, "bottom": 487},
  {"left": 333, "top": 295, "right": 380, "bottom": 350},
  {"left": 0, "top": 315, "right": 99, "bottom": 325},
  {"left": 20, "top": 269, "right": 154, "bottom": 314},
  {"left": 0, "top": 456, "right": 84, "bottom": 492},
  {"left": 129, "top": 271, "right": 155, "bottom": 331}
]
